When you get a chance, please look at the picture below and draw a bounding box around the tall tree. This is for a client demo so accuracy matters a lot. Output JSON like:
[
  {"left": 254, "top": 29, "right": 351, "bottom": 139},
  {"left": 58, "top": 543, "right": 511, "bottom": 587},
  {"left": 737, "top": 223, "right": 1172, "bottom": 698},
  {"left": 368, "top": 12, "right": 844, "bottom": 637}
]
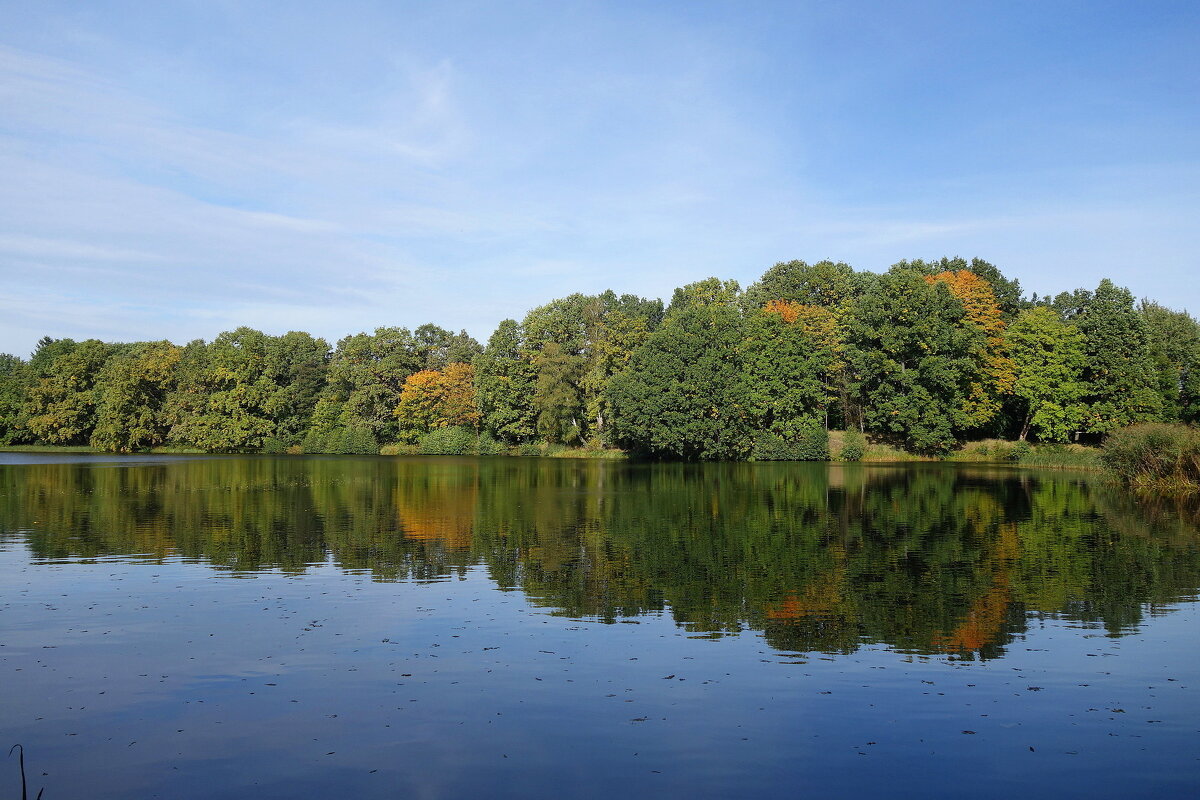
[
  {"left": 924, "top": 270, "right": 1014, "bottom": 430},
  {"left": 474, "top": 320, "right": 536, "bottom": 443},
  {"left": 0, "top": 354, "right": 28, "bottom": 445},
  {"left": 324, "top": 327, "right": 422, "bottom": 442},
  {"left": 742, "top": 259, "right": 860, "bottom": 313},
  {"left": 24, "top": 338, "right": 117, "bottom": 444},
  {"left": 895, "top": 257, "right": 1024, "bottom": 319},
  {"left": 164, "top": 328, "right": 275, "bottom": 451},
  {"left": 91, "top": 340, "right": 182, "bottom": 451},
  {"left": 607, "top": 280, "right": 748, "bottom": 460},
  {"left": 413, "top": 324, "right": 482, "bottom": 371},
  {"left": 1005, "top": 308, "right": 1088, "bottom": 441},
  {"left": 262, "top": 331, "right": 330, "bottom": 445},
  {"left": 394, "top": 362, "right": 479, "bottom": 442},
  {"left": 1074, "top": 279, "right": 1161, "bottom": 435},
  {"left": 843, "top": 270, "right": 984, "bottom": 453},
  {"left": 739, "top": 301, "right": 843, "bottom": 437},
  {"left": 1140, "top": 301, "right": 1200, "bottom": 424}
]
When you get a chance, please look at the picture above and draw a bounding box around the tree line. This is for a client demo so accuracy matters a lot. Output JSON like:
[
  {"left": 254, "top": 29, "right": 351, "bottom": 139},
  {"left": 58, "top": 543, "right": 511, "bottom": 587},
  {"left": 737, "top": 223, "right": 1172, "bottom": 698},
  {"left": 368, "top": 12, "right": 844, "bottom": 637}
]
[{"left": 1, "top": 257, "right": 1197, "bottom": 457}]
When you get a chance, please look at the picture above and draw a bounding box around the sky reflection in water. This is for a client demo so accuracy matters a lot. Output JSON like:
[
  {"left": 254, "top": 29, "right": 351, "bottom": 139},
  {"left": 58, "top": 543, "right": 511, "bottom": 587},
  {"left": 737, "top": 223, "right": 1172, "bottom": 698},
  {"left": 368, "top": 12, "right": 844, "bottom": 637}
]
[{"left": 1, "top": 455, "right": 1198, "bottom": 798}]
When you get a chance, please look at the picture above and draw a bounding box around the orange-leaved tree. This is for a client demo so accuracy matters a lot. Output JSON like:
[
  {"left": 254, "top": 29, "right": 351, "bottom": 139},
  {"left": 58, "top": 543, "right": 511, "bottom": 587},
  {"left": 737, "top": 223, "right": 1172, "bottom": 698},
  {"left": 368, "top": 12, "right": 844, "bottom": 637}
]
[
  {"left": 924, "top": 271, "right": 1015, "bottom": 428},
  {"left": 394, "top": 362, "right": 478, "bottom": 442}
]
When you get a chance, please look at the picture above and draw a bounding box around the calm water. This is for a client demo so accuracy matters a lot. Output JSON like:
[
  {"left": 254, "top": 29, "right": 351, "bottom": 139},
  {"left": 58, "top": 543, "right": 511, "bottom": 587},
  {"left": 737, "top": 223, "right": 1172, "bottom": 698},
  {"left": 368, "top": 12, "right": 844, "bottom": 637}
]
[{"left": 1, "top": 454, "right": 1198, "bottom": 799}]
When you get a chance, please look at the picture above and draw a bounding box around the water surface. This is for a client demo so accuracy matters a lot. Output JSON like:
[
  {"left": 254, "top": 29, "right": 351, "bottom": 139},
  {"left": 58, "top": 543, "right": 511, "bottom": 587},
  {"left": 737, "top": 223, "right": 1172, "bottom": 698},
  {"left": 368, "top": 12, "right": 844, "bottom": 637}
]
[{"left": 1, "top": 455, "right": 1198, "bottom": 798}]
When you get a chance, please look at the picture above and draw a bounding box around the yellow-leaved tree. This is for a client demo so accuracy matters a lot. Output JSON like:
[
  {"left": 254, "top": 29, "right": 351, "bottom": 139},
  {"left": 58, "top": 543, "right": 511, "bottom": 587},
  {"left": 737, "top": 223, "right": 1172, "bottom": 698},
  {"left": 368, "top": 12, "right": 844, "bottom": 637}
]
[{"left": 394, "top": 362, "right": 478, "bottom": 443}]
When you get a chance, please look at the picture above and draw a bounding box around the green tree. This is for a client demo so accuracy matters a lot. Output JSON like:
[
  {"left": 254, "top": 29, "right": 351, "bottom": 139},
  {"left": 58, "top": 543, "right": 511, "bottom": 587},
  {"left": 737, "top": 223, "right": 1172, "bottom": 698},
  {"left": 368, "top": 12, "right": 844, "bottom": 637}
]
[
  {"left": 742, "top": 259, "right": 860, "bottom": 313},
  {"left": 91, "top": 340, "right": 183, "bottom": 451},
  {"left": 413, "top": 323, "right": 482, "bottom": 371},
  {"left": 607, "top": 280, "right": 749, "bottom": 459},
  {"left": 1074, "top": 279, "right": 1161, "bottom": 434},
  {"left": 843, "top": 270, "right": 984, "bottom": 453},
  {"left": 164, "top": 328, "right": 275, "bottom": 451},
  {"left": 534, "top": 341, "right": 586, "bottom": 444},
  {"left": 1005, "top": 307, "right": 1088, "bottom": 441},
  {"left": 262, "top": 331, "right": 330, "bottom": 445},
  {"left": 474, "top": 320, "right": 536, "bottom": 443},
  {"left": 1140, "top": 301, "right": 1200, "bottom": 424},
  {"left": 24, "top": 338, "right": 117, "bottom": 444},
  {"left": 325, "top": 327, "right": 422, "bottom": 442},
  {"left": 894, "top": 257, "right": 1024, "bottom": 319},
  {"left": 739, "top": 301, "right": 843, "bottom": 440},
  {"left": 0, "top": 353, "right": 28, "bottom": 445}
]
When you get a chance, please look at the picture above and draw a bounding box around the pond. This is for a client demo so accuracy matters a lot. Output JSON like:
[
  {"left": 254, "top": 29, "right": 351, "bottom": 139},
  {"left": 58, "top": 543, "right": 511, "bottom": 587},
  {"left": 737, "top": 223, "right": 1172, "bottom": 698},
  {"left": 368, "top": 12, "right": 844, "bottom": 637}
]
[{"left": 1, "top": 454, "right": 1198, "bottom": 798}]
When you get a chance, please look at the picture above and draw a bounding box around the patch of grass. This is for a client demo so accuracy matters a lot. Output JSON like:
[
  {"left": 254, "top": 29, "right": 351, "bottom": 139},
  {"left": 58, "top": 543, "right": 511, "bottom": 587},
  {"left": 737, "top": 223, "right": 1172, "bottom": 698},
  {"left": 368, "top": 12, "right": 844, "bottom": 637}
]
[{"left": 946, "top": 439, "right": 1101, "bottom": 470}]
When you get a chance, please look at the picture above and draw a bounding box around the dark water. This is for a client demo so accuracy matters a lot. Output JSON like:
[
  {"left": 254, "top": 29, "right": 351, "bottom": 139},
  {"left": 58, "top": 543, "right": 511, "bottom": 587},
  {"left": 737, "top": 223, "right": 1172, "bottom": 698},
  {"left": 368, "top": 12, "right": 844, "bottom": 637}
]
[{"left": 1, "top": 454, "right": 1198, "bottom": 799}]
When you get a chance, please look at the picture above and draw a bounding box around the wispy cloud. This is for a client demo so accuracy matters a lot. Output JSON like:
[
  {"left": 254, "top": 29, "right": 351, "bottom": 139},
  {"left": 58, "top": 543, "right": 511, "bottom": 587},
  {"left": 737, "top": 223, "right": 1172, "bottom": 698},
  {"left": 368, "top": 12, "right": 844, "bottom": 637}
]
[{"left": 0, "top": 3, "right": 1196, "bottom": 355}]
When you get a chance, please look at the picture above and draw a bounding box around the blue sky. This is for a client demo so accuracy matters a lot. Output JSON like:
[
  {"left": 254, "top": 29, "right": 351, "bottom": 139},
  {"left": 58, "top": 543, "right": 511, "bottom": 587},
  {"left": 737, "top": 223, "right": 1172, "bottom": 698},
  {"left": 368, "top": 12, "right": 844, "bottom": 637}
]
[{"left": 1, "top": 0, "right": 1197, "bottom": 355}]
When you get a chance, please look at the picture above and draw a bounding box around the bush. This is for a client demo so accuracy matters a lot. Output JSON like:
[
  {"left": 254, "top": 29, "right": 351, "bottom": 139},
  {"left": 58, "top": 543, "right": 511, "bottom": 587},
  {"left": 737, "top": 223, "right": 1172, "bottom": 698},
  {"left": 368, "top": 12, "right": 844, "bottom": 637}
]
[
  {"left": 840, "top": 431, "right": 865, "bottom": 462},
  {"left": 752, "top": 426, "right": 830, "bottom": 461},
  {"left": 1101, "top": 423, "right": 1200, "bottom": 492},
  {"left": 301, "top": 428, "right": 328, "bottom": 454},
  {"left": 260, "top": 437, "right": 288, "bottom": 454},
  {"left": 476, "top": 433, "right": 506, "bottom": 456},
  {"left": 300, "top": 426, "right": 377, "bottom": 454},
  {"left": 1008, "top": 440, "right": 1033, "bottom": 462},
  {"left": 418, "top": 426, "right": 478, "bottom": 455},
  {"left": 341, "top": 427, "right": 379, "bottom": 455}
]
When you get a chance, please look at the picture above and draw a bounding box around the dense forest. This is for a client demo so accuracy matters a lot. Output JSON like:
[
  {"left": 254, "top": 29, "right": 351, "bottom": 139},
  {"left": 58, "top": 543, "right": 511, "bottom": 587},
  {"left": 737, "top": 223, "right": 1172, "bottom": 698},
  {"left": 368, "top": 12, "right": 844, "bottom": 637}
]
[{"left": 1, "top": 257, "right": 1197, "bottom": 458}]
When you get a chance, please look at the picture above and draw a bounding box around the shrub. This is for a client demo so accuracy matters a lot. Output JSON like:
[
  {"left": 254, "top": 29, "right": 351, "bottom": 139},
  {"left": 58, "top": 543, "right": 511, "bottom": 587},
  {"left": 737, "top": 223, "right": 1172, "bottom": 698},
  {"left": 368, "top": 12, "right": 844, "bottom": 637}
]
[
  {"left": 301, "top": 428, "right": 329, "bottom": 454},
  {"left": 418, "top": 426, "right": 477, "bottom": 455},
  {"left": 260, "top": 437, "right": 288, "bottom": 454},
  {"left": 342, "top": 427, "right": 379, "bottom": 455},
  {"left": 840, "top": 431, "right": 865, "bottom": 462},
  {"left": 1008, "top": 440, "right": 1033, "bottom": 462},
  {"left": 1101, "top": 423, "right": 1200, "bottom": 492},
  {"left": 476, "top": 433, "right": 506, "bottom": 456},
  {"left": 752, "top": 426, "right": 830, "bottom": 461}
]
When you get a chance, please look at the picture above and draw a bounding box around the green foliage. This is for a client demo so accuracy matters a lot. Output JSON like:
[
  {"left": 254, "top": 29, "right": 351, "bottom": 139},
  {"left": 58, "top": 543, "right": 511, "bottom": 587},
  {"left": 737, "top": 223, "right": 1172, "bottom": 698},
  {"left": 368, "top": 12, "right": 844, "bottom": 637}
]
[
  {"left": 3, "top": 257, "right": 1181, "bottom": 464},
  {"left": 91, "top": 340, "right": 182, "bottom": 451},
  {"left": 260, "top": 436, "right": 288, "bottom": 454},
  {"left": 325, "top": 327, "right": 422, "bottom": 442},
  {"left": 0, "top": 353, "right": 28, "bottom": 445},
  {"left": 476, "top": 432, "right": 506, "bottom": 456},
  {"left": 162, "top": 328, "right": 276, "bottom": 451},
  {"left": 24, "top": 338, "right": 118, "bottom": 445},
  {"left": 1101, "top": 423, "right": 1200, "bottom": 492},
  {"left": 474, "top": 319, "right": 537, "bottom": 443},
  {"left": 839, "top": 431, "right": 865, "bottom": 461},
  {"left": 418, "top": 425, "right": 478, "bottom": 455},
  {"left": 1006, "top": 307, "right": 1088, "bottom": 442},
  {"left": 752, "top": 424, "right": 829, "bottom": 461},
  {"left": 843, "top": 270, "right": 984, "bottom": 454},
  {"left": 893, "top": 257, "right": 1024, "bottom": 319},
  {"left": 1074, "top": 280, "right": 1162, "bottom": 434},
  {"left": 742, "top": 259, "right": 860, "bottom": 312},
  {"left": 738, "top": 304, "right": 842, "bottom": 441},
  {"left": 1141, "top": 301, "right": 1200, "bottom": 424},
  {"left": 533, "top": 341, "right": 585, "bottom": 445},
  {"left": 607, "top": 295, "right": 749, "bottom": 460},
  {"left": 1008, "top": 440, "right": 1033, "bottom": 462}
]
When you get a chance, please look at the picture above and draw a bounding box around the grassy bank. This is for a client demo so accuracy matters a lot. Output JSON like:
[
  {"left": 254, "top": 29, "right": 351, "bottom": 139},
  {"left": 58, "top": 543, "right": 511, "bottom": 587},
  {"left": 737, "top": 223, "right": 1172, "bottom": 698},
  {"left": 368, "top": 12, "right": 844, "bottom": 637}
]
[
  {"left": 946, "top": 439, "right": 1102, "bottom": 470},
  {"left": 825, "top": 432, "right": 1102, "bottom": 469}
]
